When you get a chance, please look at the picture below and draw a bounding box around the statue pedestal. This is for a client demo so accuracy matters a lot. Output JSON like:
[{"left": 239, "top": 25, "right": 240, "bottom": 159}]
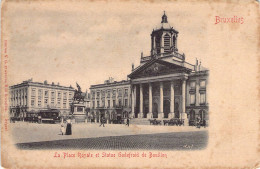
[{"left": 71, "top": 103, "right": 86, "bottom": 123}]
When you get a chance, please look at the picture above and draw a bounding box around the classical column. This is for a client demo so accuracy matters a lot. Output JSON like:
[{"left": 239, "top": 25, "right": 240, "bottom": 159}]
[
  {"left": 139, "top": 84, "right": 143, "bottom": 118},
  {"left": 131, "top": 85, "right": 135, "bottom": 118},
  {"left": 169, "top": 81, "right": 175, "bottom": 119},
  {"left": 182, "top": 78, "right": 188, "bottom": 125},
  {"left": 159, "top": 82, "right": 164, "bottom": 119},
  {"left": 148, "top": 83, "right": 153, "bottom": 118}
]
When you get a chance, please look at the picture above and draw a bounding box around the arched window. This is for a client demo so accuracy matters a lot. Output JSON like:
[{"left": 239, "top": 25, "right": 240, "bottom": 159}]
[
  {"left": 172, "top": 36, "right": 176, "bottom": 49},
  {"left": 164, "top": 34, "right": 170, "bottom": 53},
  {"left": 189, "top": 110, "right": 195, "bottom": 121},
  {"left": 199, "top": 109, "right": 205, "bottom": 120},
  {"left": 155, "top": 36, "right": 161, "bottom": 54}
]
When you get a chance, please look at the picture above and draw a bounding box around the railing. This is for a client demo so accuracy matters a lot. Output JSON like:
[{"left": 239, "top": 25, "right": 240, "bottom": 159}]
[
  {"left": 140, "top": 56, "right": 152, "bottom": 62},
  {"left": 140, "top": 51, "right": 185, "bottom": 63}
]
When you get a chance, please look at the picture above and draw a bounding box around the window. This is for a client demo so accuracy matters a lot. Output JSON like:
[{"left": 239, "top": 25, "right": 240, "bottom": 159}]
[
  {"left": 112, "top": 90, "right": 116, "bottom": 97},
  {"left": 38, "top": 100, "right": 42, "bottom": 107},
  {"left": 51, "top": 91, "right": 55, "bottom": 98},
  {"left": 190, "top": 94, "right": 195, "bottom": 105},
  {"left": 164, "top": 34, "right": 170, "bottom": 53},
  {"left": 44, "top": 90, "right": 48, "bottom": 97},
  {"left": 31, "top": 99, "right": 35, "bottom": 107},
  {"left": 124, "top": 89, "right": 128, "bottom": 96},
  {"left": 92, "top": 101, "right": 95, "bottom": 108},
  {"left": 190, "top": 81, "right": 196, "bottom": 89},
  {"left": 69, "top": 92, "right": 73, "bottom": 103},
  {"left": 107, "top": 90, "right": 111, "bottom": 98},
  {"left": 38, "top": 89, "right": 42, "bottom": 107},
  {"left": 173, "top": 36, "right": 176, "bottom": 49},
  {"left": 119, "top": 99, "right": 122, "bottom": 107},
  {"left": 200, "top": 93, "right": 206, "bottom": 104},
  {"left": 31, "top": 88, "right": 36, "bottom": 96},
  {"left": 155, "top": 36, "right": 161, "bottom": 54},
  {"left": 92, "top": 91, "right": 95, "bottom": 99},
  {"left": 107, "top": 100, "right": 110, "bottom": 108},
  {"left": 57, "top": 92, "right": 61, "bottom": 98},
  {"left": 113, "top": 100, "right": 116, "bottom": 107},
  {"left": 97, "top": 101, "right": 100, "bottom": 107},
  {"left": 63, "top": 92, "right": 67, "bottom": 99},
  {"left": 124, "top": 99, "right": 128, "bottom": 107},
  {"left": 102, "top": 90, "right": 105, "bottom": 97},
  {"left": 51, "top": 100, "right": 55, "bottom": 107},
  {"left": 63, "top": 102, "right": 67, "bottom": 108},
  {"left": 97, "top": 92, "right": 100, "bottom": 98},
  {"left": 44, "top": 98, "right": 48, "bottom": 105},
  {"left": 200, "top": 80, "right": 206, "bottom": 88}
]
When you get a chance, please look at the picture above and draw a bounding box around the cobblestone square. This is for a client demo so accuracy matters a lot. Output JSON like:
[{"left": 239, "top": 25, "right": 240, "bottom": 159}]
[{"left": 12, "top": 122, "right": 208, "bottom": 150}]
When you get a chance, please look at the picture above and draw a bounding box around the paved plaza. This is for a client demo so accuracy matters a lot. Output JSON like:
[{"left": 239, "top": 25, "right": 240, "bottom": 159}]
[{"left": 12, "top": 122, "right": 208, "bottom": 150}]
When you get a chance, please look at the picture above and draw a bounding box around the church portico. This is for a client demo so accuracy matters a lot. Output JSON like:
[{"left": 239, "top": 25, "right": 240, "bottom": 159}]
[{"left": 130, "top": 74, "right": 187, "bottom": 121}]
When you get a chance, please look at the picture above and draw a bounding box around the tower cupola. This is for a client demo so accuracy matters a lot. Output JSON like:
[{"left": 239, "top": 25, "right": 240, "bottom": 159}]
[{"left": 150, "top": 11, "right": 179, "bottom": 56}]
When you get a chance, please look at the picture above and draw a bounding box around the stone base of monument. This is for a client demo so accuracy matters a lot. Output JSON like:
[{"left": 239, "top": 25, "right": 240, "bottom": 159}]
[
  {"left": 73, "top": 114, "right": 86, "bottom": 123},
  {"left": 71, "top": 103, "right": 86, "bottom": 123}
]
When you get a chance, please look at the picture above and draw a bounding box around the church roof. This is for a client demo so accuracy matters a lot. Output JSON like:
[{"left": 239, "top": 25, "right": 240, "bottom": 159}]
[
  {"left": 128, "top": 57, "right": 193, "bottom": 79},
  {"left": 153, "top": 12, "right": 178, "bottom": 33}
]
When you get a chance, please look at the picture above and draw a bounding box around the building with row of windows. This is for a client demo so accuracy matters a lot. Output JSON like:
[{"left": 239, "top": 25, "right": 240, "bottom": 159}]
[
  {"left": 90, "top": 12, "right": 209, "bottom": 125},
  {"left": 9, "top": 79, "right": 75, "bottom": 120},
  {"left": 89, "top": 78, "right": 131, "bottom": 123}
]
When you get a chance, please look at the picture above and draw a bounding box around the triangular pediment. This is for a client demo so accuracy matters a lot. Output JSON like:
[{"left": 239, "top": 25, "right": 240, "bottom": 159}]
[{"left": 128, "top": 59, "right": 191, "bottom": 79}]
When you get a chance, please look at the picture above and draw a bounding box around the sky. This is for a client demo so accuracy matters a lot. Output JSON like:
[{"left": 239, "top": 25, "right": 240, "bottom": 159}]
[{"left": 4, "top": 1, "right": 211, "bottom": 91}]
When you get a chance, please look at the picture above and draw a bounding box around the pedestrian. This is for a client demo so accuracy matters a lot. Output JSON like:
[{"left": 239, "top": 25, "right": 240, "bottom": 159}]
[
  {"left": 60, "top": 122, "right": 65, "bottom": 135},
  {"left": 65, "top": 118, "right": 72, "bottom": 135},
  {"left": 126, "top": 117, "right": 130, "bottom": 127},
  {"left": 196, "top": 116, "right": 201, "bottom": 129},
  {"left": 99, "top": 116, "right": 105, "bottom": 127}
]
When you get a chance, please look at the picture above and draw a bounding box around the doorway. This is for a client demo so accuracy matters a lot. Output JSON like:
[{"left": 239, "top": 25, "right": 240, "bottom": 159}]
[
  {"left": 163, "top": 100, "right": 170, "bottom": 118},
  {"left": 153, "top": 103, "right": 158, "bottom": 118}
]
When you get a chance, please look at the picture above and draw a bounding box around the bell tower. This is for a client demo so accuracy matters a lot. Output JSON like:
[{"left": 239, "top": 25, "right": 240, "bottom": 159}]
[{"left": 150, "top": 11, "right": 179, "bottom": 56}]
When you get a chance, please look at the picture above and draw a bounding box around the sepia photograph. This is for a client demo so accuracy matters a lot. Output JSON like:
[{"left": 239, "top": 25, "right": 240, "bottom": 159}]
[{"left": 1, "top": 0, "right": 259, "bottom": 168}]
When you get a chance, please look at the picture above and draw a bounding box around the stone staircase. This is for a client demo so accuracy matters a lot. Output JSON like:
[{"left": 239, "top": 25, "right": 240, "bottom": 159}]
[{"left": 129, "top": 118, "right": 151, "bottom": 125}]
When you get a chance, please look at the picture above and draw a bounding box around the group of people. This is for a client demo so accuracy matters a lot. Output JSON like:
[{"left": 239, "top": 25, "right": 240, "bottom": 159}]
[
  {"left": 99, "top": 116, "right": 130, "bottom": 127},
  {"left": 60, "top": 118, "right": 72, "bottom": 135},
  {"left": 60, "top": 116, "right": 131, "bottom": 134},
  {"left": 195, "top": 116, "right": 206, "bottom": 128}
]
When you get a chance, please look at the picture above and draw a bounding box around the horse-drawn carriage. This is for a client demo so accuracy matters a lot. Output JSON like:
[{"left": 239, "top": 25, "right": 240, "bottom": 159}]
[
  {"left": 163, "top": 118, "right": 184, "bottom": 126},
  {"left": 189, "top": 119, "right": 206, "bottom": 127},
  {"left": 149, "top": 119, "right": 162, "bottom": 125}
]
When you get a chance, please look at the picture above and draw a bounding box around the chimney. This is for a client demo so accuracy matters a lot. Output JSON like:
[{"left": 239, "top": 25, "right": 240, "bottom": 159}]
[
  {"left": 44, "top": 80, "right": 48, "bottom": 84},
  {"left": 141, "top": 52, "right": 143, "bottom": 58},
  {"left": 52, "top": 82, "right": 54, "bottom": 85}
]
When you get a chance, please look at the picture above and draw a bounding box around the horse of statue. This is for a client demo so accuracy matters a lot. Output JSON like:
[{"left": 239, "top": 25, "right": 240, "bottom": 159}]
[{"left": 73, "top": 83, "right": 85, "bottom": 103}]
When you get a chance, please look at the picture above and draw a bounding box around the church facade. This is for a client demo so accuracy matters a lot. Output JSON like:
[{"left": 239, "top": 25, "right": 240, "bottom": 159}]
[{"left": 90, "top": 13, "right": 209, "bottom": 126}]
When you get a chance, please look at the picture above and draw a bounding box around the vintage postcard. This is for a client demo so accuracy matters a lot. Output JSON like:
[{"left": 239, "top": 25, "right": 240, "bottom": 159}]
[{"left": 1, "top": 0, "right": 259, "bottom": 168}]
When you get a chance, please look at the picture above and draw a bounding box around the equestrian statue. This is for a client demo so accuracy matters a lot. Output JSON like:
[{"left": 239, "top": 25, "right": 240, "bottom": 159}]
[{"left": 73, "top": 82, "right": 85, "bottom": 103}]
